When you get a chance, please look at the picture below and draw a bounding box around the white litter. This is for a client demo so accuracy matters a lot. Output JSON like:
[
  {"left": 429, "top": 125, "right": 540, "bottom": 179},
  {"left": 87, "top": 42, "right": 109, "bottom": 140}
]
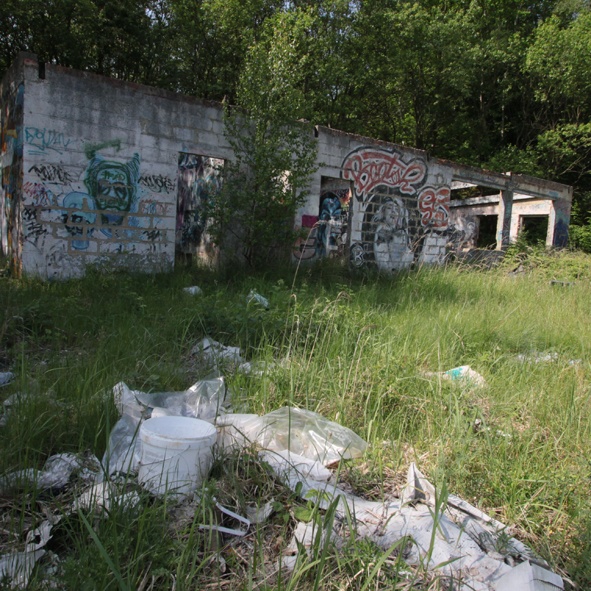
[
  {"left": 426, "top": 365, "right": 486, "bottom": 388},
  {"left": 246, "top": 290, "right": 269, "bottom": 309},
  {"left": 272, "top": 457, "right": 563, "bottom": 591},
  {"left": 0, "top": 372, "right": 14, "bottom": 387},
  {"left": 183, "top": 286, "right": 202, "bottom": 295}
]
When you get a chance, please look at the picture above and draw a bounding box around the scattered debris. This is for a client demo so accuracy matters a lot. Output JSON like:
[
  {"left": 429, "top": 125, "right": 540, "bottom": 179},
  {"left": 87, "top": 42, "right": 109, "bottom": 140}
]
[
  {"left": 245, "top": 501, "right": 275, "bottom": 524},
  {"left": 73, "top": 481, "right": 141, "bottom": 514},
  {"left": 198, "top": 501, "right": 251, "bottom": 537},
  {"left": 515, "top": 352, "right": 581, "bottom": 366},
  {"left": 0, "top": 372, "right": 14, "bottom": 387},
  {"left": 246, "top": 290, "right": 269, "bottom": 309},
  {"left": 216, "top": 407, "right": 368, "bottom": 466},
  {"left": 425, "top": 365, "right": 486, "bottom": 388},
  {"left": 0, "top": 550, "right": 46, "bottom": 590},
  {"left": 0, "top": 361, "right": 566, "bottom": 590},
  {"left": 0, "top": 453, "right": 100, "bottom": 494},
  {"left": 516, "top": 352, "right": 559, "bottom": 364},
  {"left": 183, "top": 286, "right": 202, "bottom": 295},
  {"left": 549, "top": 280, "right": 574, "bottom": 287},
  {"left": 273, "top": 459, "right": 563, "bottom": 591},
  {"left": 191, "top": 337, "right": 243, "bottom": 370}
]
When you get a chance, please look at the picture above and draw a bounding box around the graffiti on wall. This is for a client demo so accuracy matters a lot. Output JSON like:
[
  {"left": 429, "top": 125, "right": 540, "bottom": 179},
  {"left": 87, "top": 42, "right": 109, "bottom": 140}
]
[
  {"left": 25, "top": 127, "right": 73, "bottom": 155},
  {"left": 293, "top": 178, "right": 351, "bottom": 262},
  {"left": 20, "top": 143, "right": 173, "bottom": 278},
  {"left": 342, "top": 147, "right": 451, "bottom": 270},
  {"left": 1, "top": 82, "right": 25, "bottom": 269},
  {"left": 176, "top": 153, "right": 223, "bottom": 254}
]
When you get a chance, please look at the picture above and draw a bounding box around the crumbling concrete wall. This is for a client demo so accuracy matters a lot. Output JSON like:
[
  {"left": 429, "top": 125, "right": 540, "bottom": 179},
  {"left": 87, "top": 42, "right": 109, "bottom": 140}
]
[
  {"left": 2, "top": 53, "right": 231, "bottom": 279},
  {"left": 1, "top": 53, "right": 574, "bottom": 278},
  {"left": 295, "top": 129, "right": 455, "bottom": 270}
]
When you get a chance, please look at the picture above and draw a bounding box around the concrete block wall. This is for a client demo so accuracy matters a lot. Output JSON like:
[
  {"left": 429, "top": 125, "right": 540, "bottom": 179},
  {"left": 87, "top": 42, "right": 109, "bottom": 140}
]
[
  {"left": 4, "top": 54, "right": 232, "bottom": 279},
  {"left": 296, "top": 127, "right": 453, "bottom": 270},
  {"left": 1, "top": 53, "right": 574, "bottom": 278}
]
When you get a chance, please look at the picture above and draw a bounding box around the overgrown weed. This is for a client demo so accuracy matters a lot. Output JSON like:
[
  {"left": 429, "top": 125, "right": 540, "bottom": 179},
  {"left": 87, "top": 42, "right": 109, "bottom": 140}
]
[{"left": 1, "top": 253, "right": 591, "bottom": 587}]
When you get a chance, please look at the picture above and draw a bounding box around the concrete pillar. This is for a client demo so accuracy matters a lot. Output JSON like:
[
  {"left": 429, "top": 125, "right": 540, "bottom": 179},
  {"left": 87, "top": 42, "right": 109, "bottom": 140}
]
[{"left": 495, "top": 190, "right": 513, "bottom": 250}]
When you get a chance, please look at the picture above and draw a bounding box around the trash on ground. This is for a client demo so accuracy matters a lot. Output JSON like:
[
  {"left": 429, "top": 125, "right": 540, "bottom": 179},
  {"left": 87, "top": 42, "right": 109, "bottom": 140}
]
[
  {"left": 0, "top": 372, "right": 14, "bottom": 387},
  {"left": 217, "top": 407, "right": 368, "bottom": 467},
  {"left": 191, "top": 337, "right": 243, "bottom": 370},
  {"left": 260, "top": 450, "right": 332, "bottom": 482},
  {"left": 426, "top": 365, "right": 486, "bottom": 388},
  {"left": 246, "top": 500, "right": 275, "bottom": 524},
  {"left": 516, "top": 352, "right": 559, "bottom": 364},
  {"left": 198, "top": 501, "right": 251, "bottom": 537},
  {"left": 183, "top": 286, "right": 202, "bottom": 295},
  {"left": 281, "top": 520, "right": 340, "bottom": 572},
  {"left": 0, "top": 550, "right": 46, "bottom": 590},
  {"left": 73, "top": 481, "right": 141, "bottom": 514},
  {"left": 0, "top": 453, "right": 100, "bottom": 494},
  {"left": 246, "top": 290, "right": 269, "bottom": 309},
  {"left": 549, "top": 280, "right": 574, "bottom": 287},
  {"left": 138, "top": 416, "right": 217, "bottom": 498},
  {"left": 271, "top": 456, "right": 563, "bottom": 591},
  {"left": 237, "top": 360, "right": 278, "bottom": 376},
  {"left": 0, "top": 513, "right": 58, "bottom": 589},
  {"left": 104, "top": 378, "right": 228, "bottom": 477}
]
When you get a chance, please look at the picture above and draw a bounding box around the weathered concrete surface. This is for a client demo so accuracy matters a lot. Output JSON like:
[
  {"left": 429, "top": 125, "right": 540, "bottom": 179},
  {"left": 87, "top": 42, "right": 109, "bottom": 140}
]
[{"left": 1, "top": 53, "right": 573, "bottom": 278}]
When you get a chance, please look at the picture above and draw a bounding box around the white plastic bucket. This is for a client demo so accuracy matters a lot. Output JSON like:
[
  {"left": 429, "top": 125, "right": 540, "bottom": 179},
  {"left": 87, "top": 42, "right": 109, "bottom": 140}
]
[{"left": 138, "top": 416, "right": 217, "bottom": 497}]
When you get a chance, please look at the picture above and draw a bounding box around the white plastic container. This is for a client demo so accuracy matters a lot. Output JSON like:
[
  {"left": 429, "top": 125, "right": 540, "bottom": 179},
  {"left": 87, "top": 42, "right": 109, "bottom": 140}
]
[{"left": 138, "top": 416, "right": 217, "bottom": 497}]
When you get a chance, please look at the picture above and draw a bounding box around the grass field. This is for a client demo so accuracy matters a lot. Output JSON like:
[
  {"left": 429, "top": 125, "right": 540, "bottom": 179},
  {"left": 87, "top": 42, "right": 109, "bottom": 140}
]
[{"left": 1, "top": 247, "right": 591, "bottom": 590}]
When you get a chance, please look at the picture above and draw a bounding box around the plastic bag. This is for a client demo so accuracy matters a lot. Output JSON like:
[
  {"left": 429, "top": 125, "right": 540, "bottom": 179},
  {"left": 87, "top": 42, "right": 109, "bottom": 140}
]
[
  {"left": 217, "top": 407, "right": 367, "bottom": 467},
  {"left": 103, "top": 378, "right": 229, "bottom": 477}
]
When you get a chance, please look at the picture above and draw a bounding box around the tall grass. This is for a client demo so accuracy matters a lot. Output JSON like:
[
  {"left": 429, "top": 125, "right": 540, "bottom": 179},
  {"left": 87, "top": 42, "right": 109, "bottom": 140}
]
[{"left": 1, "top": 250, "right": 591, "bottom": 588}]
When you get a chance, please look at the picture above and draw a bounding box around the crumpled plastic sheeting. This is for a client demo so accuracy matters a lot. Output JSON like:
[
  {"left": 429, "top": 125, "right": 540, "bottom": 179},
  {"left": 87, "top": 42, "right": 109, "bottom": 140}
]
[
  {"left": 73, "top": 481, "right": 141, "bottom": 514},
  {"left": 246, "top": 290, "right": 269, "bottom": 309},
  {"left": 0, "top": 372, "right": 14, "bottom": 387},
  {"left": 191, "top": 338, "right": 243, "bottom": 371},
  {"left": 103, "top": 378, "right": 229, "bottom": 477},
  {"left": 217, "top": 407, "right": 368, "bottom": 467},
  {"left": 0, "top": 453, "right": 100, "bottom": 494},
  {"left": 0, "top": 514, "right": 57, "bottom": 589},
  {"left": 0, "top": 550, "right": 46, "bottom": 590},
  {"left": 271, "top": 457, "right": 563, "bottom": 591}
]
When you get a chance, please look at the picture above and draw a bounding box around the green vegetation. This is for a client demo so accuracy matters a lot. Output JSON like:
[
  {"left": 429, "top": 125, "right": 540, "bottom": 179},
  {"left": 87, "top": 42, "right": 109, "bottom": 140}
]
[
  {"left": 2, "top": 0, "right": 591, "bottom": 237},
  {"left": 1, "top": 252, "right": 591, "bottom": 588}
]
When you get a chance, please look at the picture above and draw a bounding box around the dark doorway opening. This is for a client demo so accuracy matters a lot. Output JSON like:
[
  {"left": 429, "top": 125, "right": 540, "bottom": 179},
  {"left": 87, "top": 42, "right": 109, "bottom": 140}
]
[
  {"left": 476, "top": 215, "right": 498, "bottom": 248},
  {"left": 520, "top": 216, "right": 548, "bottom": 245}
]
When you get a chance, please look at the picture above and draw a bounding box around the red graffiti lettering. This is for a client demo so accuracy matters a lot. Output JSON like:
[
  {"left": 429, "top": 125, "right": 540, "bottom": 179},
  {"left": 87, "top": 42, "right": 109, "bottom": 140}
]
[
  {"left": 342, "top": 148, "right": 427, "bottom": 199},
  {"left": 417, "top": 186, "right": 450, "bottom": 229}
]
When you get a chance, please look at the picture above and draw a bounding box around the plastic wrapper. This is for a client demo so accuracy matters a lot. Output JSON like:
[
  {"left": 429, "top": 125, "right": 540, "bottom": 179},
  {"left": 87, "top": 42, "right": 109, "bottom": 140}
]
[
  {"left": 246, "top": 290, "right": 269, "bottom": 309},
  {"left": 183, "top": 286, "right": 202, "bottom": 295},
  {"left": 103, "top": 378, "right": 229, "bottom": 476},
  {"left": 0, "top": 372, "right": 14, "bottom": 387},
  {"left": 425, "top": 365, "right": 486, "bottom": 388},
  {"left": 217, "top": 407, "right": 367, "bottom": 467},
  {"left": 191, "top": 338, "right": 243, "bottom": 370}
]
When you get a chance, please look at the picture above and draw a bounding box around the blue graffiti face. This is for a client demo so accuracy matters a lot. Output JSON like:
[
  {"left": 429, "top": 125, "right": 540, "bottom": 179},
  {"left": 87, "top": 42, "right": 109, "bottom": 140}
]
[{"left": 84, "top": 153, "right": 140, "bottom": 225}]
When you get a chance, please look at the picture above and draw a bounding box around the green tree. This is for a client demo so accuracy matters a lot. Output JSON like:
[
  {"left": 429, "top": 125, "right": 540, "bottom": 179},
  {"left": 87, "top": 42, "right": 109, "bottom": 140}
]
[{"left": 209, "top": 9, "right": 318, "bottom": 268}]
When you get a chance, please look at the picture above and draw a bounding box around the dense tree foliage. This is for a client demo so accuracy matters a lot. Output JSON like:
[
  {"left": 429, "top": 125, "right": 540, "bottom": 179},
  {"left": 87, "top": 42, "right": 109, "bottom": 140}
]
[{"left": 2, "top": 0, "right": 591, "bottom": 229}]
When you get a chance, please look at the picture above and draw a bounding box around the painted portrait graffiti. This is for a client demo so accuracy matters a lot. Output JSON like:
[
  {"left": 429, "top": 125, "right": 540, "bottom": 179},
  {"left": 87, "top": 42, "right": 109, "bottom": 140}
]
[
  {"left": 61, "top": 153, "right": 141, "bottom": 249},
  {"left": 84, "top": 153, "right": 140, "bottom": 225},
  {"left": 371, "top": 196, "right": 414, "bottom": 270},
  {"left": 176, "top": 153, "right": 223, "bottom": 254},
  {"left": 342, "top": 146, "right": 451, "bottom": 270},
  {"left": 315, "top": 188, "right": 350, "bottom": 258}
]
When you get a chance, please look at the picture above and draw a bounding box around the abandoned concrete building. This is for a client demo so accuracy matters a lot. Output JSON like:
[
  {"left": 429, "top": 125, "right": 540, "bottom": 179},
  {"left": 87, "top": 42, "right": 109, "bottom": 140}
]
[{"left": 1, "top": 53, "right": 573, "bottom": 279}]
